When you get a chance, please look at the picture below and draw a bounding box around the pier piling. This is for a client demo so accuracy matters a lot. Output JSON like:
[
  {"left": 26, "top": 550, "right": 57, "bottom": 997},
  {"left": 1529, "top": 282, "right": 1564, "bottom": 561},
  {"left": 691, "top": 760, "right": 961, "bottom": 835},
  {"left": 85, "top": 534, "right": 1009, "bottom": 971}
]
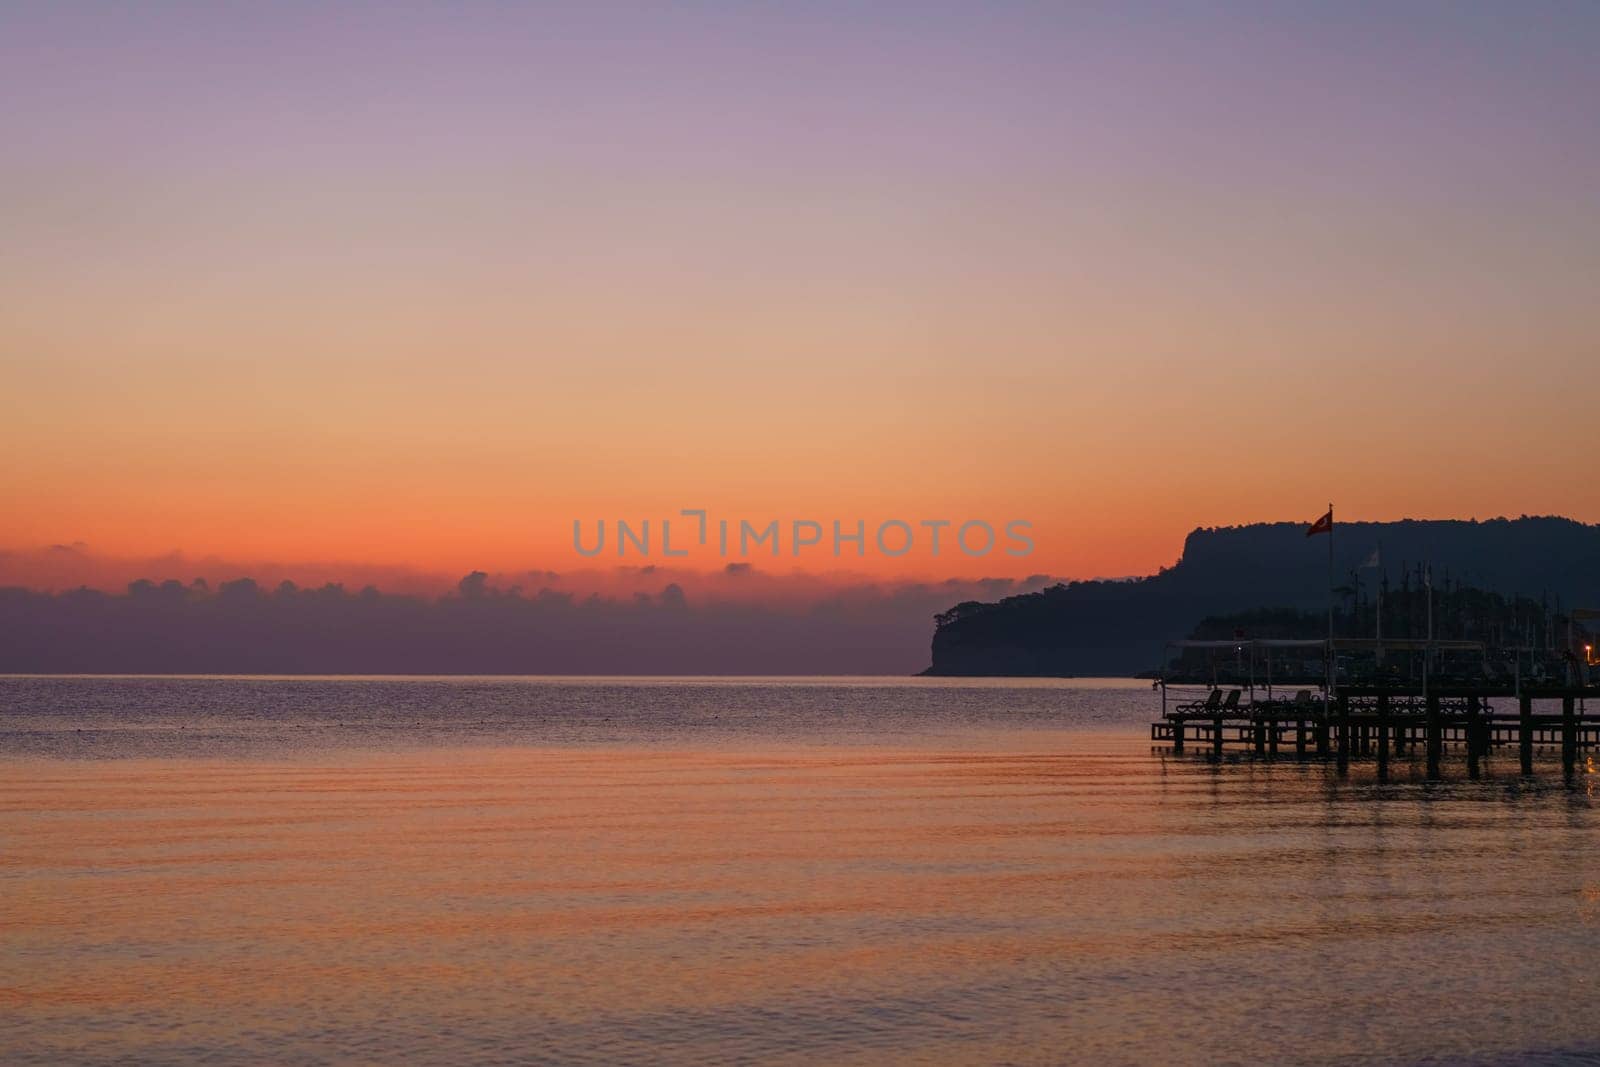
[
  {"left": 1336, "top": 693, "right": 1350, "bottom": 776},
  {"left": 1562, "top": 696, "right": 1577, "bottom": 779},
  {"left": 1520, "top": 695, "right": 1534, "bottom": 775},
  {"left": 1425, "top": 693, "right": 1442, "bottom": 780},
  {"left": 1376, "top": 694, "right": 1391, "bottom": 782},
  {"left": 1466, "top": 696, "right": 1481, "bottom": 780}
]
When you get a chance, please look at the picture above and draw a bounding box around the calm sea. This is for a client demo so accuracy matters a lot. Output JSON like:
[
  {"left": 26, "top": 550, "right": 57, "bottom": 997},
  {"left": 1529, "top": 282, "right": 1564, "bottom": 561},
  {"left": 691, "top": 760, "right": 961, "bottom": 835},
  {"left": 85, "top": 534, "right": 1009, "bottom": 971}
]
[{"left": 4, "top": 676, "right": 1599, "bottom": 1065}]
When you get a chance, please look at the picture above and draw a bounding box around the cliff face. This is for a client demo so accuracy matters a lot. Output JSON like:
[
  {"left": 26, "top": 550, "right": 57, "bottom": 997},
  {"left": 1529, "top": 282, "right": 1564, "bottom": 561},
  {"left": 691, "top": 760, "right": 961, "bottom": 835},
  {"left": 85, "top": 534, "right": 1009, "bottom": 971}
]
[{"left": 925, "top": 516, "right": 1600, "bottom": 676}]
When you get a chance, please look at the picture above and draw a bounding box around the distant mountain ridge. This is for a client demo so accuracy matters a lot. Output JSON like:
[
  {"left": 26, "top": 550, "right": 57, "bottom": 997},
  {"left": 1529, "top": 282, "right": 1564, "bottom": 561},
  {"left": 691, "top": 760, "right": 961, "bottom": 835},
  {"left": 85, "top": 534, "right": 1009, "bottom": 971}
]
[{"left": 924, "top": 516, "right": 1600, "bottom": 676}]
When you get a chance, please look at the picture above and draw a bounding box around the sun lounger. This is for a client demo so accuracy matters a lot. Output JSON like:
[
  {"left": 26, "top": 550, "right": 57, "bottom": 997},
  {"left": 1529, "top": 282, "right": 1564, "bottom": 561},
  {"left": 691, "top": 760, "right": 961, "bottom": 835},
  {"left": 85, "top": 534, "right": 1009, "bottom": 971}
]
[{"left": 1179, "top": 689, "right": 1224, "bottom": 714}]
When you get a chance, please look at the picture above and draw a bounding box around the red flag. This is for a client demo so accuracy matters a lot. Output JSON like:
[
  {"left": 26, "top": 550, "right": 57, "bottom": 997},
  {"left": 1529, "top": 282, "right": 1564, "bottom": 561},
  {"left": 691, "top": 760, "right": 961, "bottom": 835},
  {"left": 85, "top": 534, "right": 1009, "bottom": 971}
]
[{"left": 1306, "top": 509, "right": 1332, "bottom": 537}]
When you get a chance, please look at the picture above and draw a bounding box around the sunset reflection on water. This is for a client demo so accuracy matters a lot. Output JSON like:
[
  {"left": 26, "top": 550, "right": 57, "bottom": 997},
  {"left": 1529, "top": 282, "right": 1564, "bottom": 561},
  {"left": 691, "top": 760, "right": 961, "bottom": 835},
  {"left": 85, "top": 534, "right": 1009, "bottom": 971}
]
[{"left": 5, "top": 681, "right": 1600, "bottom": 1064}]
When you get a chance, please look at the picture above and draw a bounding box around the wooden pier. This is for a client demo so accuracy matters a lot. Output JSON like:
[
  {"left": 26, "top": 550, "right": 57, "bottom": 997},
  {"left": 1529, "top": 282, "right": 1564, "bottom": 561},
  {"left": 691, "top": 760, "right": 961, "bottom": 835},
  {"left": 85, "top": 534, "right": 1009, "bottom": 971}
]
[{"left": 1151, "top": 686, "right": 1600, "bottom": 780}]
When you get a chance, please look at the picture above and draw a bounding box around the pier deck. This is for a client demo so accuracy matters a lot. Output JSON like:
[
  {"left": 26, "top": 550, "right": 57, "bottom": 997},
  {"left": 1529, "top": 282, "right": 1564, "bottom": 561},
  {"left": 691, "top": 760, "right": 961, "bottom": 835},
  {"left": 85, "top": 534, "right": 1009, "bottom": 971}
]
[{"left": 1151, "top": 686, "right": 1600, "bottom": 779}]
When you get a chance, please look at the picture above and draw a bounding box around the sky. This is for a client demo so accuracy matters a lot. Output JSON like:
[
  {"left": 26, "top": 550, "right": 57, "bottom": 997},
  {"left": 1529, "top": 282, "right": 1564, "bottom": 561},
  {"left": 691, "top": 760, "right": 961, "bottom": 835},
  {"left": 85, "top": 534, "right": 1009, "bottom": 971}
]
[{"left": 3, "top": 1, "right": 1598, "bottom": 590}]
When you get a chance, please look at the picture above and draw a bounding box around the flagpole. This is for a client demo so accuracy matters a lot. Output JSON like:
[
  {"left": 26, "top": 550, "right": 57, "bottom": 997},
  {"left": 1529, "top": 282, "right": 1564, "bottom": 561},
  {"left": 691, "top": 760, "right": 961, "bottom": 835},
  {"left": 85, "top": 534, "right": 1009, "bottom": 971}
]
[
  {"left": 1423, "top": 562, "right": 1432, "bottom": 704},
  {"left": 1427, "top": 565, "right": 1433, "bottom": 645},
  {"left": 1327, "top": 502, "right": 1334, "bottom": 701},
  {"left": 1375, "top": 555, "right": 1383, "bottom": 673}
]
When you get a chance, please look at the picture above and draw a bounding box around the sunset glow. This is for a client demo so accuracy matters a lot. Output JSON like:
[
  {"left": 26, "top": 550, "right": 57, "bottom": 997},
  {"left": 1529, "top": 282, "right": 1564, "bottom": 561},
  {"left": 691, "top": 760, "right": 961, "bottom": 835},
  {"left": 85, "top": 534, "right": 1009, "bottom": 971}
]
[{"left": 4, "top": 3, "right": 1598, "bottom": 587}]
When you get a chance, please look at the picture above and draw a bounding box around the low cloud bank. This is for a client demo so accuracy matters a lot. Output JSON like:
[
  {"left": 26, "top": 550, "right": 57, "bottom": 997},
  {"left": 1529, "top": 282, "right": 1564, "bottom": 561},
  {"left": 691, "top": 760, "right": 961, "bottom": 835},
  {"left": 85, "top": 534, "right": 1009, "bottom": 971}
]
[{"left": 0, "top": 549, "right": 1063, "bottom": 674}]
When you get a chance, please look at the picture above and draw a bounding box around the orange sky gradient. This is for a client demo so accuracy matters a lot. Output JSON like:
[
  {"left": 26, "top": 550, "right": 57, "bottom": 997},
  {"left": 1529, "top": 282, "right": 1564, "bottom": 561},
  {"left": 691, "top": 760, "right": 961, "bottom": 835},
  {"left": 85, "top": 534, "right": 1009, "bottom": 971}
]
[{"left": 3, "top": 4, "right": 1597, "bottom": 590}]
